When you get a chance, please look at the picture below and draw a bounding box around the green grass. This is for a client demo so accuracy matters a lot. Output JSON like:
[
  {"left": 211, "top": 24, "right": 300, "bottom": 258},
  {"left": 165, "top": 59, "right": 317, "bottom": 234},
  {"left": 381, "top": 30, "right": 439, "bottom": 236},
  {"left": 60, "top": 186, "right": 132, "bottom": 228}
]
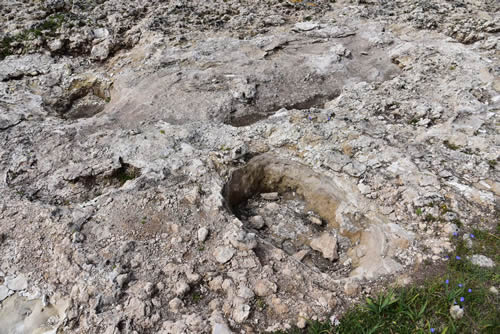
[{"left": 272, "top": 224, "right": 499, "bottom": 334}]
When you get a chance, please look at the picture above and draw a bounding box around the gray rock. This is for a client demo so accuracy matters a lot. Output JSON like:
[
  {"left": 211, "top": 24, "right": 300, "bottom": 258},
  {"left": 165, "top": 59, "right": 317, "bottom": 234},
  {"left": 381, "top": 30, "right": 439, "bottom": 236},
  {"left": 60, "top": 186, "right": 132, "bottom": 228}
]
[
  {"left": 175, "top": 280, "right": 190, "bottom": 296},
  {"left": 260, "top": 192, "right": 279, "bottom": 201},
  {"left": 197, "top": 227, "right": 209, "bottom": 242},
  {"left": 248, "top": 215, "right": 266, "bottom": 229},
  {"left": 169, "top": 297, "right": 184, "bottom": 313},
  {"left": 212, "top": 323, "right": 233, "bottom": 334},
  {"left": 293, "top": 22, "right": 320, "bottom": 32},
  {"left": 232, "top": 303, "right": 250, "bottom": 323},
  {"left": 469, "top": 255, "right": 495, "bottom": 268},
  {"left": 116, "top": 273, "right": 130, "bottom": 288},
  {"left": 0, "top": 285, "right": 12, "bottom": 302},
  {"left": 5, "top": 275, "right": 27, "bottom": 291},
  {"left": 254, "top": 279, "right": 277, "bottom": 297},
  {"left": 213, "top": 246, "right": 236, "bottom": 264},
  {"left": 450, "top": 305, "right": 464, "bottom": 320}
]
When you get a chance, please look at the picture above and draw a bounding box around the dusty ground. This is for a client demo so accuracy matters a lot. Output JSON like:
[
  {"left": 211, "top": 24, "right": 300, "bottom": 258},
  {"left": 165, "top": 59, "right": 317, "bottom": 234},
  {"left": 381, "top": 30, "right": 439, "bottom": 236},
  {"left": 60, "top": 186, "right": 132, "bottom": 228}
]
[{"left": 0, "top": 0, "right": 498, "bottom": 333}]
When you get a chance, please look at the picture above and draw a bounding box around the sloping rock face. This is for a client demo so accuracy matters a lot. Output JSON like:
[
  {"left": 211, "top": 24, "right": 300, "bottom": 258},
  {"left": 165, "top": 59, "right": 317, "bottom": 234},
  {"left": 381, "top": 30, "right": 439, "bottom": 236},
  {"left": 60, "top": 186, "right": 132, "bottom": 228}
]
[{"left": 0, "top": 0, "right": 499, "bottom": 333}]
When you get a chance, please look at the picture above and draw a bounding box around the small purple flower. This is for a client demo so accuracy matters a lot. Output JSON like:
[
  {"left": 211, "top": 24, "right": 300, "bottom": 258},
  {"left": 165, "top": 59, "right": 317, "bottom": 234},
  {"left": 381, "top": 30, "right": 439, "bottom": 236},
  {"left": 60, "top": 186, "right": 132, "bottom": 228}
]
[
  {"left": 470, "top": 234, "right": 475, "bottom": 238},
  {"left": 445, "top": 279, "right": 449, "bottom": 285},
  {"left": 454, "top": 301, "right": 457, "bottom": 304},
  {"left": 453, "top": 232, "right": 458, "bottom": 236},
  {"left": 468, "top": 288, "right": 472, "bottom": 293},
  {"left": 460, "top": 297, "right": 464, "bottom": 302},
  {"left": 456, "top": 256, "right": 461, "bottom": 260},
  {"left": 430, "top": 329, "right": 435, "bottom": 333},
  {"left": 458, "top": 283, "right": 463, "bottom": 288},
  {"left": 327, "top": 117, "right": 331, "bottom": 121}
]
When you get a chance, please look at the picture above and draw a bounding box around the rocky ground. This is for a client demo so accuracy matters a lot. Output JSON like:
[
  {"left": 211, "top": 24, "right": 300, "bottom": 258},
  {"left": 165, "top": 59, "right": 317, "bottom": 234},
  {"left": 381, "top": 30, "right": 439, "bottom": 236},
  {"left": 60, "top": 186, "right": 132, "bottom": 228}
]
[{"left": 0, "top": 0, "right": 498, "bottom": 333}]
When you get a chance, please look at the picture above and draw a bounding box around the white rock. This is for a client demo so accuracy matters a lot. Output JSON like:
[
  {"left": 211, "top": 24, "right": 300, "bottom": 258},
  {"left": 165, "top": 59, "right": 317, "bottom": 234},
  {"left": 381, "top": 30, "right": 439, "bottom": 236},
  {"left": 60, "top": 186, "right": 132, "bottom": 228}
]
[
  {"left": 232, "top": 303, "right": 250, "bottom": 323},
  {"left": 5, "top": 275, "right": 27, "bottom": 291},
  {"left": 308, "top": 216, "right": 322, "bottom": 226},
  {"left": 48, "top": 39, "right": 63, "bottom": 52},
  {"left": 116, "top": 274, "right": 130, "bottom": 288},
  {"left": 237, "top": 285, "right": 255, "bottom": 299},
  {"left": 469, "top": 254, "right": 495, "bottom": 268},
  {"left": 260, "top": 192, "right": 279, "bottom": 201},
  {"left": 0, "top": 285, "right": 12, "bottom": 301},
  {"left": 212, "top": 323, "right": 233, "bottom": 334},
  {"left": 198, "top": 227, "right": 209, "bottom": 242},
  {"left": 310, "top": 233, "right": 338, "bottom": 261},
  {"left": 169, "top": 297, "right": 184, "bottom": 313},
  {"left": 297, "top": 314, "right": 307, "bottom": 329},
  {"left": 293, "top": 22, "right": 320, "bottom": 32},
  {"left": 93, "top": 28, "right": 110, "bottom": 39},
  {"left": 450, "top": 305, "right": 464, "bottom": 320},
  {"left": 248, "top": 216, "right": 265, "bottom": 229},
  {"left": 175, "top": 280, "right": 190, "bottom": 296},
  {"left": 213, "top": 246, "right": 236, "bottom": 264},
  {"left": 443, "top": 223, "right": 458, "bottom": 235},
  {"left": 489, "top": 286, "right": 498, "bottom": 295}
]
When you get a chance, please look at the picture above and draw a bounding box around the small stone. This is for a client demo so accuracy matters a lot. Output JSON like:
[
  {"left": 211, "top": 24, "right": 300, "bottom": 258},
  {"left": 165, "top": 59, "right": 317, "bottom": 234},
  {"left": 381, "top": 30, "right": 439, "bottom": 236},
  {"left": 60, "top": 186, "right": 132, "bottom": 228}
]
[
  {"left": 91, "top": 40, "right": 113, "bottom": 61},
  {"left": 126, "top": 297, "right": 146, "bottom": 318},
  {"left": 72, "top": 231, "right": 85, "bottom": 243},
  {"left": 5, "top": 275, "right": 27, "bottom": 291},
  {"left": 175, "top": 280, "right": 190, "bottom": 296},
  {"left": 293, "top": 22, "right": 320, "bottom": 32},
  {"left": 249, "top": 216, "right": 265, "bottom": 229},
  {"left": 212, "top": 323, "right": 233, "bottom": 334},
  {"left": 344, "top": 280, "right": 360, "bottom": 296},
  {"left": 443, "top": 223, "right": 458, "bottom": 235},
  {"left": 169, "top": 297, "right": 184, "bottom": 313},
  {"left": 489, "top": 286, "right": 498, "bottom": 295},
  {"left": 469, "top": 255, "right": 495, "bottom": 268},
  {"left": 293, "top": 249, "right": 309, "bottom": 262},
  {"left": 232, "top": 303, "right": 251, "bottom": 323},
  {"left": 254, "top": 279, "right": 277, "bottom": 297},
  {"left": 237, "top": 285, "right": 255, "bottom": 299},
  {"left": 310, "top": 233, "right": 338, "bottom": 261},
  {"left": 260, "top": 192, "right": 279, "bottom": 201},
  {"left": 144, "top": 282, "right": 156, "bottom": 297},
  {"left": 198, "top": 227, "right": 209, "bottom": 242},
  {"left": 48, "top": 39, "right": 63, "bottom": 52},
  {"left": 209, "top": 276, "right": 223, "bottom": 291},
  {"left": 116, "top": 274, "right": 130, "bottom": 288},
  {"left": 184, "top": 188, "right": 200, "bottom": 205},
  {"left": 450, "top": 305, "right": 464, "bottom": 320},
  {"left": 227, "top": 230, "right": 257, "bottom": 251},
  {"left": 213, "top": 246, "right": 236, "bottom": 264},
  {"left": 297, "top": 315, "right": 307, "bottom": 329},
  {"left": 308, "top": 216, "right": 322, "bottom": 226}
]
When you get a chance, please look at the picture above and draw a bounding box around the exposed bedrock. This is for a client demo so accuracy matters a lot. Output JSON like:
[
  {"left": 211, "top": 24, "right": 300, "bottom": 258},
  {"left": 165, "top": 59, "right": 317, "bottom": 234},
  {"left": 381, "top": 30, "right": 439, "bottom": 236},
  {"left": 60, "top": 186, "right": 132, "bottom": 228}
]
[{"left": 104, "top": 24, "right": 399, "bottom": 127}]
